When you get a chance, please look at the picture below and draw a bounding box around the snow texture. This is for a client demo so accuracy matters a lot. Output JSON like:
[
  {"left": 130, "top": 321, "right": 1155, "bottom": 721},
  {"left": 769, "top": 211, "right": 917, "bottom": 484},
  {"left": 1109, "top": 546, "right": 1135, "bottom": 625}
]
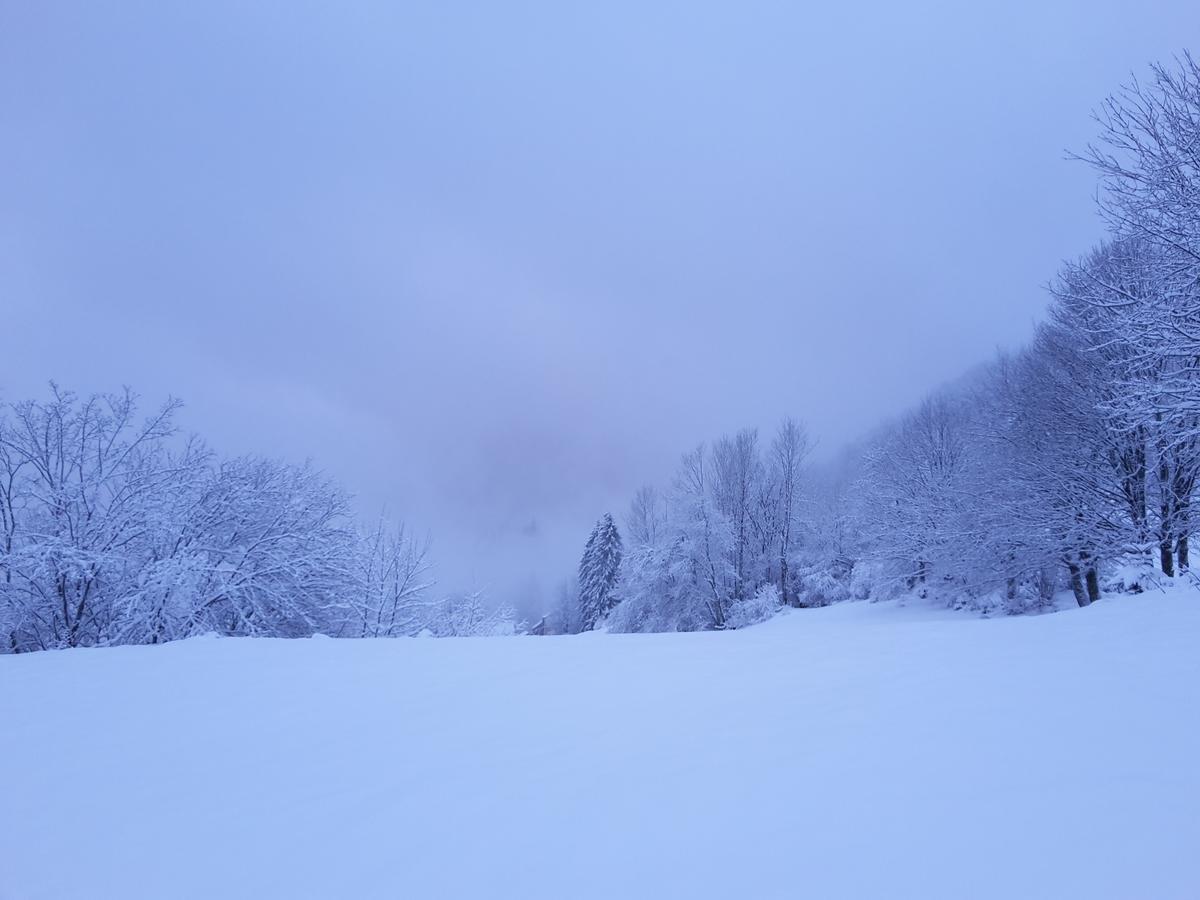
[{"left": 3, "top": 585, "right": 1198, "bottom": 899}]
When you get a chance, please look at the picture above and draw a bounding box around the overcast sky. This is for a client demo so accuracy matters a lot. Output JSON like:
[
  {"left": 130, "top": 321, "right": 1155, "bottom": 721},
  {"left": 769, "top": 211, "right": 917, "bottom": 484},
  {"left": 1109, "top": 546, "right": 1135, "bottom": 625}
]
[{"left": 1, "top": 1, "right": 1195, "bottom": 613}]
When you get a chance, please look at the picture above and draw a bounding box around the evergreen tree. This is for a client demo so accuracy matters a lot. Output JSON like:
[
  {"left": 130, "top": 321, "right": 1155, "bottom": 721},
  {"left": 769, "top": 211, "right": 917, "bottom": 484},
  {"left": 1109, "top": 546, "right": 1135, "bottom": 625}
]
[{"left": 578, "top": 513, "right": 623, "bottom": 631}]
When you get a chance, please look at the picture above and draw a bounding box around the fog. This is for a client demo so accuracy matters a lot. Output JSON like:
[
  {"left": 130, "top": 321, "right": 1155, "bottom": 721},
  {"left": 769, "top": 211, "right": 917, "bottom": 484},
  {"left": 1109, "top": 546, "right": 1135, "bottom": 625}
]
[{"left": 2, "top": 0, "right": 1193, "bottom": 614}]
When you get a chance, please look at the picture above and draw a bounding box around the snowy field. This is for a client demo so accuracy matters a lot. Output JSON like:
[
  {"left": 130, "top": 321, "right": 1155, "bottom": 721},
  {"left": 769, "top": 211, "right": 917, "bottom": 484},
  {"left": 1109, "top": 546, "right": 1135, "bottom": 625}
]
[{"left": 3, "top": 587, "right": 1198, "bottom": 900}]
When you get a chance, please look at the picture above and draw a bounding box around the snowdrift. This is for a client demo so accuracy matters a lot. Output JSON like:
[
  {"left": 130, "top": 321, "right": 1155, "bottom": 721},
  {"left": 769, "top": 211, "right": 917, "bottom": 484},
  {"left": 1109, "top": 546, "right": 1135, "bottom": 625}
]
[{"left": 3, "top": 586, "right": 1198, "bottom": 899}]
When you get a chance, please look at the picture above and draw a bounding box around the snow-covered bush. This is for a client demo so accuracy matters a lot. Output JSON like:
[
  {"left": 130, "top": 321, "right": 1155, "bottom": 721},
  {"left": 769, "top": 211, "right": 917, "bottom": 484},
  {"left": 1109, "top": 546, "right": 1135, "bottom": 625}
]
[
  {"left": 426, "top": 590, "right": 517, "bottom": 637},
  {"left": 847, "top": 561, "right": 877, "bottom": 601},
  {"left": 797, "top": 568, "right": 850, "bottom": 608},
  {"left": 607, "top": 537, "right": 725, "bottom": 634},
  {"left": 724, "top": 583, "right": 782, "bottom": 630}
]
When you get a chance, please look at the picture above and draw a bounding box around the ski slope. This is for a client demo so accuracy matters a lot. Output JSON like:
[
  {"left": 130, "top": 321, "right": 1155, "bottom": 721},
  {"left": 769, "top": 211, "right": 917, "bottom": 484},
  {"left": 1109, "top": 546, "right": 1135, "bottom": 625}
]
[{"left": 3, "top": 587, "right": 1198, "bottom": 899}]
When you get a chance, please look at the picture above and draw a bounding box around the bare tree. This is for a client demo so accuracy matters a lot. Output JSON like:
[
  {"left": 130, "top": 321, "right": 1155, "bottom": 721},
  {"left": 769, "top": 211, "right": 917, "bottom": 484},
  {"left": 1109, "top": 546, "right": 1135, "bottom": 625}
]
[
  {"left": 353, "top": 517, "right": 434, "bottom": 638},
  {"left": 771, "top": 418, "right": 810, "bottom": 605}
]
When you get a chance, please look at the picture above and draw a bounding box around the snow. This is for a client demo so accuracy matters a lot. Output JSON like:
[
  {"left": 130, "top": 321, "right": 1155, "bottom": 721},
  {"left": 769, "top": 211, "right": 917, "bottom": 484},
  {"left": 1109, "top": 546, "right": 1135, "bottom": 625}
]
[{"left": 3, "top": 585, "right": 1199, "bottom": 899}]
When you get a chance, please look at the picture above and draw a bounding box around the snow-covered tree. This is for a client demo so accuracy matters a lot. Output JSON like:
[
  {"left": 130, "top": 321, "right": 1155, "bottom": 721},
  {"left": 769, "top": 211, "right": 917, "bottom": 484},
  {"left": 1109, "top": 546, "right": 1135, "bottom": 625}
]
[
  {"left": 427, "top": 588, "right": 517, "bottom": 637},
  {"left": 770, "top": 418, "right": 811, "bottom": 605},
  {"left": 578, "top": 513, "right": 623, "bottom": 630},
  {"left": 542, "top": 578, "right": 580, "bottom": 635},
  {"left": 351, "top": 518, "right": 434, "bottom": 638},
  {"left": 712, "top": 429, "right": 761, "bottom": 600},
  {"left": 609, "top": 419, "right": 812, "bottom": 632},
  {"left": 854, "top": 395, "right": 970, "bottom": 595},
  {"left": 0, "top": 384, "right": 438, "bottom": 652},
  {"left": 0, "top": 386, "right": 194, "bottom": 649}
]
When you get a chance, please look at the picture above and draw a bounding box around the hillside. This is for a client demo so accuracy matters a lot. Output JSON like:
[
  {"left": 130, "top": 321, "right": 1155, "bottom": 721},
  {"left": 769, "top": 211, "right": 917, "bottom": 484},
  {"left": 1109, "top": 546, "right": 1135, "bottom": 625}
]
[{"left": 3, "top": 586, "right": 1198, "bottom": 899}]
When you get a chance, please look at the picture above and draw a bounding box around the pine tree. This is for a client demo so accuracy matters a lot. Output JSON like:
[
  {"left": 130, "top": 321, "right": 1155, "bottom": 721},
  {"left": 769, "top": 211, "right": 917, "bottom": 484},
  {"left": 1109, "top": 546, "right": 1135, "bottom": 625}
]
[{"left": 578, "top": 513, "right": 623, "bottom": 631}]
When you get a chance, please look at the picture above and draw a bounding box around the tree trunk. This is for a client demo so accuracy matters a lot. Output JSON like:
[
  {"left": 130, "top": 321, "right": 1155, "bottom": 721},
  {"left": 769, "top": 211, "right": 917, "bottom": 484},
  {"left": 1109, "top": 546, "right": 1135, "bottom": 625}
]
[
  {"left": 1067, "top": 562, "right": 1089, "bottom": 608},
  {"left": 1159, "top": 488, "right": 1175, "bottom": 576},
  {"left": 1175, "top": 487, "right": 1191, "bottom": 572},
  {"left": 1160, "top": 540, "right": 1176, "bottom": 577},
  {"left": 1085, "top": 567, "right": 1101, "bottom": 604},
  {"left": 1169, "top": 448, "right": 1196, "bottom": 570},
  {"left": 1158, "top": 453, "right": 1177, "bottom": 575}
]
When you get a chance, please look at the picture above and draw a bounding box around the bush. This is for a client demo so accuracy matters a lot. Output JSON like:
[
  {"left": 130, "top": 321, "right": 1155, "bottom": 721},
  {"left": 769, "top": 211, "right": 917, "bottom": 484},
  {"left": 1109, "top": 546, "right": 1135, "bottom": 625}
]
[
  {"left": 724, "top": 583, "right": 782, "bottom": 629},
  {"left": 797, "top": 568, "right": 851, "bottom": 607}
]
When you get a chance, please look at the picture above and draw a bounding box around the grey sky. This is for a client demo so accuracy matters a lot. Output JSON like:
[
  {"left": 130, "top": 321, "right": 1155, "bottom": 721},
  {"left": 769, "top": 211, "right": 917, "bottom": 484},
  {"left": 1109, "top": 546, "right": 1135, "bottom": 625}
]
[{"left": 2, "top": 1, "right": 1194, "bottom": 613}]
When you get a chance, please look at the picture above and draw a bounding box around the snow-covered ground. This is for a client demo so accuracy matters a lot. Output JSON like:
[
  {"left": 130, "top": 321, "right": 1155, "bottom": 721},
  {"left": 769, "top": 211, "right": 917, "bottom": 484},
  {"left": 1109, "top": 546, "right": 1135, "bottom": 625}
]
[{"left": 3, "top": 586, "right": 1198, "bottom": 899}]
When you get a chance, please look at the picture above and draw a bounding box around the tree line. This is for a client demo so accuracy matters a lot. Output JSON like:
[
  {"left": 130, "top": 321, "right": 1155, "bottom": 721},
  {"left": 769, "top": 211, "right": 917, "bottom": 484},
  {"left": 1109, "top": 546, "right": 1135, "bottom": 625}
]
[
  {"left": 0, "top": 387, "right": 514, "bottom": 652},
  {"left": 564, "top": 54, "right": 1200, "bottom": 632}
]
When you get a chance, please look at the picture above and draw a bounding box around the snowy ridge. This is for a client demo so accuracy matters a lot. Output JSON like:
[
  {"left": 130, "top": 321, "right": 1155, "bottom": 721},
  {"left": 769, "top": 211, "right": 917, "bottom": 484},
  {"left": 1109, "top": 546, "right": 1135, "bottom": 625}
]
[{"left": 4, "top": 584, "right": 1198, "bottom": 899}]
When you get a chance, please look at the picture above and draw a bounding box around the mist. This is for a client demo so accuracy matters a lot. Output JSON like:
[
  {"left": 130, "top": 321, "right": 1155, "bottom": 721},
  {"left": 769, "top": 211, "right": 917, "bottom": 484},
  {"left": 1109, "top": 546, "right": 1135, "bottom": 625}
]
[{"left": 2, "top": 0, "right": 1193, "bottom": 615}]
